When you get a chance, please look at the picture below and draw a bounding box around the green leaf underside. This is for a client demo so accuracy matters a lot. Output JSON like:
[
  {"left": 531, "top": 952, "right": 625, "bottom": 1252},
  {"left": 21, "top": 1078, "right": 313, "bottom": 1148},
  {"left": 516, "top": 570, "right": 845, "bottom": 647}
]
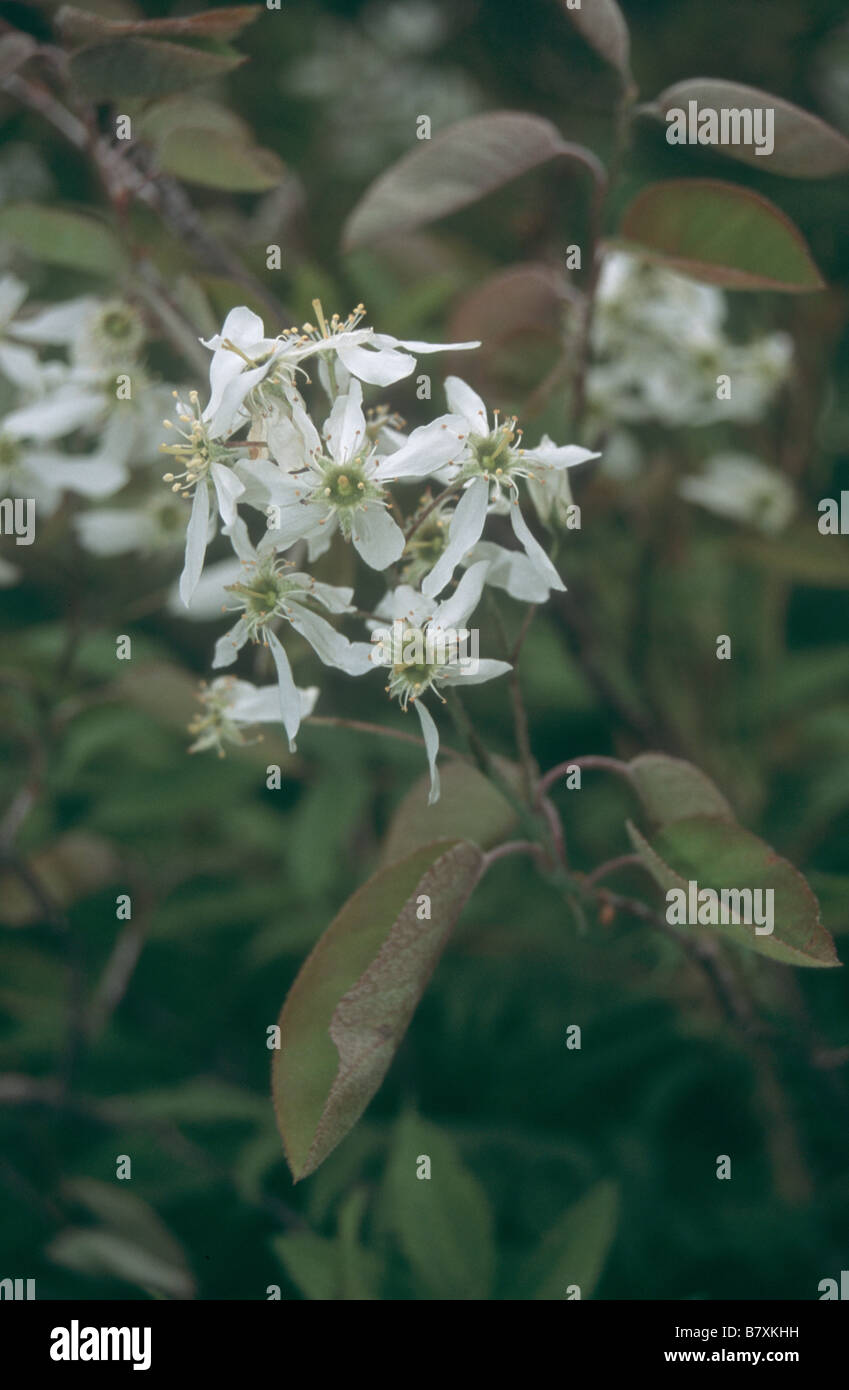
[
  {"left": 561, "top": 0, "right": 631, "bottom": 82},
  {"left": 627, "top": 818, "right": 839, "bottom": 967},
  {"left": 57, "top": 5, "right": 261, "bottom": 44},
  {"left": 628, "top": 752, "right": 734, "bottom": 827},
  {"left": 273, "top": 840, "right": 484, "bottom": 1180},
  {"left": 649, "top": 79, "right": 849, "bottom": 178},
  {"left": 383, "top": 1111, "right": 496, "bottom": 1300},
  {"left": 343, "top": 112, "right": 593, "bottom": 249},
  {"left": 510, "top": 1180, "right": 620, "bottom": 1299},
  {"left": 0, "top": 204, "right": 126, "bottom": 276},
  {"left": 69, "top": 38, "right": 245, "bottom": 101},
  {"left": 618, "top": 180, "right": 824, "bottom": 291},
  {"left": 379, "top": 756, "right": 522, "bottom": 865}
]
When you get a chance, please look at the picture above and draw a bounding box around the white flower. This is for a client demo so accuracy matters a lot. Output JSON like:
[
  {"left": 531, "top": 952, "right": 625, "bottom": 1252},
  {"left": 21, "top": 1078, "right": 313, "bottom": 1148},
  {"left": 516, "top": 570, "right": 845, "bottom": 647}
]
[
  {"left": 0, "top": 274, "right": 40, "bottom": 390},
  {"left": 210, "top": 518, "right": 372, "bottom": 747},
  {"left": 289, "top": 299, "right": 479, "bottom": 390},
  {"left": 188, "top": 675, "right": 319, "bottom": 756},
  {"left": 250, "top": 378, "right": 464, "bottom": 571},
  {"left": 160, "top": 388, "right": 253, "bottom": 606},
  {"left": 0, "top": 412, "right": 131, "bottom": 516},
  {"left": 370, "top": 560, "right": 510, "bottom": 803},
  {"left": 200, "top": 306, "right": 299, "bottom": 439},
  {"left": 419, "top": 376, "right": 597, "bottom": 597},
  {"left": 678, "top": 453, "right": 797, "bottom": 534}
]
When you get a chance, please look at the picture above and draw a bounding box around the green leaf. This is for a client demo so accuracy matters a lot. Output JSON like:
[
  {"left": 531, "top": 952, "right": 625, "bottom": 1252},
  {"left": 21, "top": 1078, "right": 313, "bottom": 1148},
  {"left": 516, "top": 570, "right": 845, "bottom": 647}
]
[
  {"left": 337, "top": 1189, "right": 384, "bottom": 1300},
  {"left": 560, "top": 0, "right": 631, "bottom": 82},
  {"left": 510, "top": 1181, "right": 620, "bottom": 1299},
  {"left": 156, "top": 127, "right": 285, "bottom": 191},
  {"left": 383, "top": 1110, "right": 495, "bottom": 1300},
  {"left": 273, "top": 840, "right": 484, "bottom": 1181},
  {"left": 380, "top": 757, "right": 521, "bottom": 865},
  {"left": 272, "top": 1231, "right": 339, "bottom": 1300},
  {"left": 627, "top": 817, "right": 840, "bottom": 967},
  {"left": 628, "top": 752, "right": 734, "bottom": 827},
  {"left": 69, "top": 37, "right": 245, "bottom": 102},
  {"left": 0, "top": 204, "right": 126, "bottom": 277},
  {"left": 618, "top": 180, "right": 825, "bottom": 291},
  {"left": 48, "top": 1181, "right": 194, "bottom": 1299},
  {"left": 647, "top": 79, "right": 849, "bottom": 177},
  {"left": 735, "top": 533, "right": 849, "bottom": 588},
  {"left": 344, "top": 112, "right": 600, "bottom": 250},
  {"left": 57, "top": 5, "right": 261, "bottom": 44}
]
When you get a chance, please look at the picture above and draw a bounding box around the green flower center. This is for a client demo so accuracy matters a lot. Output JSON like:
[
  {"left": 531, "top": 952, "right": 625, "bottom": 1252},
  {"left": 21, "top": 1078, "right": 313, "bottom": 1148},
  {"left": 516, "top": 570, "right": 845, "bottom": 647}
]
[{"left": 316, "top": 458, "right": 380, "bottom": 511}]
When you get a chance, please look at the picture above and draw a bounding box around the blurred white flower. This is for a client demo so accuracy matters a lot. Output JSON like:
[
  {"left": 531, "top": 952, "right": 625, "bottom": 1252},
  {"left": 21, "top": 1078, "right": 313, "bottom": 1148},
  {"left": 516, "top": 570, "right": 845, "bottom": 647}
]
[
  {"left": 188, "top": 675, "right": 319, "bottom": 756},
  {"left": 678, "top": 453, "right": 797, "bottom": 534}
]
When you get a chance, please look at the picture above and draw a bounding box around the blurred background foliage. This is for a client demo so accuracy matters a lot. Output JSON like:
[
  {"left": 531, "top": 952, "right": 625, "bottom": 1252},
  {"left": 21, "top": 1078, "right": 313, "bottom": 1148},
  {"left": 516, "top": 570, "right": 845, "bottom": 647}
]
[{"left": 1, "top": 0, "right": 849, "bottom": 1299}]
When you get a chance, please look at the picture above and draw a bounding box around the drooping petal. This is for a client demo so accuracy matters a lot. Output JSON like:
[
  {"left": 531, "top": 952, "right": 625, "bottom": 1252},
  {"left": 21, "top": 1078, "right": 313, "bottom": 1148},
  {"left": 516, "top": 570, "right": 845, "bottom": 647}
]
[
  {"left": 350, "top": 502, "right": 406, "bottom": 570},
  {"left": 509, "top": 498, "right": 566, "bottom": 593},
  {"left": 469, "top": 540, "right": 551, "bottom": 603},
  {"left": 179, "top": 481, "right": 211, "bottom": 607},
  {"left": 335, "top": 339, "right": 415, "bottom": 387},
  {"left": 413, "top": 699, "right": 441, "bottom": 806},
  {"left": 266, "top": 629, "right": 305, "bottom": 749},
  {"left": 285, "top": 601, "right": 374, "bottom": 676},
  {"left": 444, "top": 375, "right": 488, "bottom": 433},
  {"left": 431, "top": 558, "right": 490, "bottom": 632},
  {"left": 421, "top": 475, "right": 489, "bottom": 598},
  {"left": 210, "top": 461, "right": 245, "bottom": 526},
  {"left": 212, "top": 616, "right": 250, "bottom": 668},
  {"left": 222, "top": 515, "right": 257, "bottom": 565}
]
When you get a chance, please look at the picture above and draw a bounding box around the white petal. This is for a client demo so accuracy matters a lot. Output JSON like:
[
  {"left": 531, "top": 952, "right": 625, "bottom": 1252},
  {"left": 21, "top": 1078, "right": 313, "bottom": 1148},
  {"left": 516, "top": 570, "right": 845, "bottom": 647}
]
[
  {"left": 4, "top": 388, "right": 105, "bottom": 440},
  {"left": 374, "top": 414, "right": 467, "bottom": 481},
  {"left": 204, "top": 360, "right": 272, "bottom": 440},
  {"left": 441, "top": 658, "right": 512, "bottom": 686},
  {"left": 266, "top": 499, "right": 332, "bottom": 550},
  {"left": 212, "top": 616, "right": 249, "bottom": 667},
  {"left": 36, "top": 452, "right": 128, "bottom": 499},
  {"left": 221, "top": 515, "right": 256, "bottom": 564},
  {"left": 0, "top": 341, "right": 40, "bottom": 391},
  {"left": 10, "top": 297, "right": 99, "bottom": 345},
  {"left": 74, "top": 509, "right": 154, "bottom": 556},
  {"left": 524, "top": 437, "right": 599, "bottom": 471},
  {"left": 169, "top": 558, "right": 243, "bottom": 622},
  {"left": 393, "top": 337, "right": 481, "bottom": 354},
  {"left": 432, "top": 558, "right": 490, "bottom": 632},
  {"left": 326, "top": 379, "right": 366, "bottom": 462},
  {"left": 285, "top": 601, "right": 374, "bottom": 675},
  {"left": 267, "top": 630, "right": 304, "bottom": 749},
  {"left": 509, "top": 499, "right": 566, "bottom": 592},
  {"left": 179, "top": 483, "right": 211, "bottom": 607},
  {"left": 336, "top": 339, "right": 415, "bottom": 387},
  {"left": 0, "top": 273, "right": 28, "bottom": 326},
  {"left": 444, "top": 375, "right": 488, "bottom": 432},
  {"left": 469, "top": 540, "right": 551, "bottom": 603},
  {"left": 210, "top": 461, "right": 245, "bottom": 526},
  {"left": 286, "top": 576, "right": 355, "bottom": 614},
  {"left": 351, "top": 503, "right": 405, "bottom": 570},
  {"left": 413, "top": 700, "right": 441, "bottom": 805},
  {"left": 421, "top": 475, "right": 489, "bottom": 597}
]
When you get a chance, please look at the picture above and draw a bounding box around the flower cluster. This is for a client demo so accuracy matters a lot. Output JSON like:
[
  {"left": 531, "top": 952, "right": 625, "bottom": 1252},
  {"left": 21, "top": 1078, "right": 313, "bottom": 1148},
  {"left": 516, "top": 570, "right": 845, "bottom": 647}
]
[
  {"left": 164, "top": 301, "right": 598, "bottom": 795},
  {"left": 586, "top": 251, "right": 793, "bottom": 429}
]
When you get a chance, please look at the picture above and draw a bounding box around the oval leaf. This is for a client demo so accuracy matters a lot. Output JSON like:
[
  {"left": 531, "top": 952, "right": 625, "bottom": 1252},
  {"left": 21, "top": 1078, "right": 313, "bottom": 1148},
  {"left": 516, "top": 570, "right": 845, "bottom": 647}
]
[
  {"left": 560, "top": 0, "right": 631, "bottom": 82},
  {"left": 627, "top": 817, "right": 840, "bottom": 967},
  {"left": 383, "top": 1110, "right": 496, "bottom": 1300},
  {"left": 628, "top": 752, "right": 734, "bottom": 827},
  {"left": 69, "top": 37, "right": 245, "bottom": 101},
  {"left": 57, "top": 5, "right": 260, "bottom": 43},
  {"left": 273, "top": 840, "right": 484, "bottom": 1181},
  {"left": 510, "top": 1180, "right": 620, "bottom": 1300},
  {"left": 157, "top": 128, "right": 284, "bottom": 191},
  {"left": 380, "top": 756, "right": 522, "bottom": 866},
  {"left": 0, "top": 204, "right": 126, "bottom": 277},
  {"left": 618, "top": 180, "right": 825, "bottom": 291},
  {"left": 648, "top": 79, "right": 849, "bottom": 178},
  {"left": 344, "top": 112, "right": 595, "bottom": 250}
]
